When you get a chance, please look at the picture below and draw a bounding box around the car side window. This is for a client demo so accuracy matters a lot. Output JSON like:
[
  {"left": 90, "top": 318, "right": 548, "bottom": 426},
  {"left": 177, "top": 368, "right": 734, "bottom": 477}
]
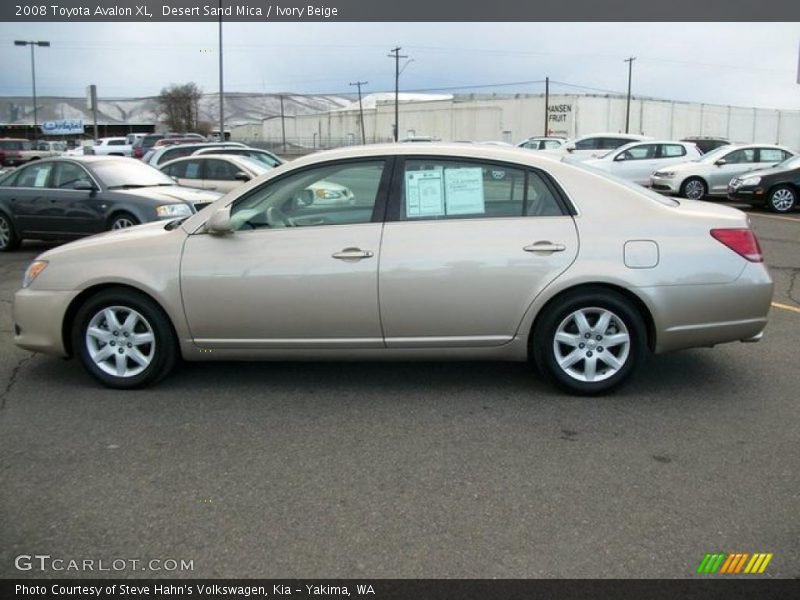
[
  {"left": 542, "top": 140, "right": 562, "bottom": 149},
  {"left": 621, "top": 144, "right": 657, "bottom": 160},
  {"left": 204, "top": 159, "right": 239, "bottom": 181},
  {"left": 108, "top": 140, "right": 125, "bottom": 146},
  {"left": 660, "top": 144, "right": 686, "bottom": 158},
  {"left": 602, "top": 138, "right": 633, "bottom": 150},
  {"left": 14, "top": 162, "right": 53, "bottom": 188},
  {"left": 758, "top": 148, "right": 785, "bottom": 163},
  {"left": 526, "top": 171, "right": 565, "bottom": 216},
  {"left": 574, "top": 138, "right": 598, "bottom": 150},
  {"left": 229, "top": 160, "right": 385, "bottom": 231},
  {"left": 724, "top": 149, "right": 756, "bottom": 164},
  {"left": 52, "top": 162, "right": 91, "bottom": 189},
  {"left": 521, "top": 141, "right": 541, "bottom": 150}
]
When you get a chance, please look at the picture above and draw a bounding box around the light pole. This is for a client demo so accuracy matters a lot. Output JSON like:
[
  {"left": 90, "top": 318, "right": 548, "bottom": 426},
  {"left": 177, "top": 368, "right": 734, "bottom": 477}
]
[
  {"left": 349, "top": 81, "right": 368, "bottom": 144},
  {"left": 387, "top": 47, "right": 408, "bottom": 142},
  {"left": 218, "top": 0, "right": 224, "bottom": 140},
  {"left": 624, "top": 56, "right": 636, "bottom": 134},
  {"left": 14, "top": 40, "right": 50, "bottom": 141}
]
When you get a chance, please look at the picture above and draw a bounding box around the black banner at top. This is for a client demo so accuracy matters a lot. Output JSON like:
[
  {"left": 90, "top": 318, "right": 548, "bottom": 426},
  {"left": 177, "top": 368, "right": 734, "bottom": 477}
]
[{"left": 2, "top": 0, "right": 800, "bottom": 22}]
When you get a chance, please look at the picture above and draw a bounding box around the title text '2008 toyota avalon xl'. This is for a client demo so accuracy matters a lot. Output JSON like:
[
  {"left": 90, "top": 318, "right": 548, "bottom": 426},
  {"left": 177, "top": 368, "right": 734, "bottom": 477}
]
[{"left": 13, "top": 144, "right": 773, "bottom": 395}]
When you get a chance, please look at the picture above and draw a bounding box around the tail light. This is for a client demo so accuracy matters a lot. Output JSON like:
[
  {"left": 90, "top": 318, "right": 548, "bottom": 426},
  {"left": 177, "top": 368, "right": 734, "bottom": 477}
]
[
  {"left": 710, "top": 228, "right": 763, "bottom": 262},
  {"left": 133, "top": 146, "right": 143, "bottom": 158}
]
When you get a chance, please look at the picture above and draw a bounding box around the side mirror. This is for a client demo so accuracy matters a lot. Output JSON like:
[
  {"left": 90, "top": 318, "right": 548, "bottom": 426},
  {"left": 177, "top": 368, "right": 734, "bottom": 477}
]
[
  {"left": 714, "top": 159, "right": 727, "bottom": 166},
  {"left": 614, "top": 154, "right": 627, "bottom": 162},
  {"left": 206, "top": 207, "right": 233, "bottom": 235},
  {"left": 234, "top": 171, "right": 251, "bottom": 182},
  {"left": 296, "top": 189, "right": 314, "bottom": 207},
  {"left": 566, "top": 145, "right": 576, "bottom": 153},
  {"left": 73, "top": 179, "right": 97, "bottom": 191}
]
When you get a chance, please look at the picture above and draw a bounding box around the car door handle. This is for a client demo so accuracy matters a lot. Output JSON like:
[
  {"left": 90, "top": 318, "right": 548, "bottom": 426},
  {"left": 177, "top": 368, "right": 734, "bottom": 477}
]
[
  {"left": 332, "top": 247, "right": 374, "bottom": 260},
  {"left": 524, "top": 242, "right": 566, "bottom": 253}
]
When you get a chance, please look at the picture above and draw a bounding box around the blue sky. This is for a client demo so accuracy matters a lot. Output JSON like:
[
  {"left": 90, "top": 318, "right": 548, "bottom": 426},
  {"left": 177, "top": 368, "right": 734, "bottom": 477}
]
[{"left": 1, "top": 22, "right": 798, "bottom": 109}]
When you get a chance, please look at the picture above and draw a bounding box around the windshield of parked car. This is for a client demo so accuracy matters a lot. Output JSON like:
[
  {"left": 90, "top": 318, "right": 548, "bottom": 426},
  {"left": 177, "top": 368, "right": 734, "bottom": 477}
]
[
  {"left": 698, "top": 145, "right": 736, "bottom": 163},
  {"left": 777, "top": 155, "right": 800, "bottom": 170},
  {"left": 92, "top": 160, "right": 177, "bottom": 188},
  {"left": 233, "top": 156, "right": 271, "bottom": 175}
]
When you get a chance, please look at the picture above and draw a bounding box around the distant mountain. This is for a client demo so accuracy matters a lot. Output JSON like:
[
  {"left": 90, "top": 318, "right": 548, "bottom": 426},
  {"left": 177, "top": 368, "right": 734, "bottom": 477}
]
[{"left": 0, "top": 93, "right": 351, "bottom": 127}]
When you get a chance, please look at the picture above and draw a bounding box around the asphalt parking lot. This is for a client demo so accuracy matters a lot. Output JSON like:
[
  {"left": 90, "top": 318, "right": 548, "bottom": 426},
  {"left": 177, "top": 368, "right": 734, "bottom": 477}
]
[{"left": 0, "top": 203, "right": 798, "bottom": 579}]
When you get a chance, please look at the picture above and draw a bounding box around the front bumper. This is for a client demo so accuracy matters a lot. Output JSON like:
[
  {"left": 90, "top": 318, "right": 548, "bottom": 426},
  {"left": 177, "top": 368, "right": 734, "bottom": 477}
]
[
  {"left": 727, "top": 184, "right": 764, "bottom": 204},
  {"left": 650, "top": 175, "right": 681, "bottom": 194},
  {"left": 13, "top": 288, "right": 79, "bottom": 356}
]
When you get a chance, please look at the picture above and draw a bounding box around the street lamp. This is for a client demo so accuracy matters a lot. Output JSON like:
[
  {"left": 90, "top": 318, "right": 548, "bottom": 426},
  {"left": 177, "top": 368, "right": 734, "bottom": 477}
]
[{"left": 14, "top": 40, "right": 50, "bottom": 142}]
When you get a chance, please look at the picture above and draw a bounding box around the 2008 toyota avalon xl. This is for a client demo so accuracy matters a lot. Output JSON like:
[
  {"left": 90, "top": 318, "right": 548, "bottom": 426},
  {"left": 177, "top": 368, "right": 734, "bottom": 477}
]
[{"left": 13, "top": 144, "right": 773, "bottom": 395}]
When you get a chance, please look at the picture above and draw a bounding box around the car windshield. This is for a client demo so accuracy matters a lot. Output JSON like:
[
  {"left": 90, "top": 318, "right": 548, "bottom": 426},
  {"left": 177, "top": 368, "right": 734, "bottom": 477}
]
[
  {"left": 233, "top": 156, "right": 271, "bottom": 175},
  {"left": 777, "top": 155, "right": 800, "bottom": 169},
  {"left": 92, "top": 160, "right": 177, "bottom": 188},
  {"left": 698, "top": 145, "right": 734, "bottom": 163}
]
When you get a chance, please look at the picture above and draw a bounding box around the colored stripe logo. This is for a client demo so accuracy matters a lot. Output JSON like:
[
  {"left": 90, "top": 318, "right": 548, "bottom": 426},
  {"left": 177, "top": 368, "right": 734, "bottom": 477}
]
[{"left": 696, "top": 553, "right": 773, "bottom": 574}]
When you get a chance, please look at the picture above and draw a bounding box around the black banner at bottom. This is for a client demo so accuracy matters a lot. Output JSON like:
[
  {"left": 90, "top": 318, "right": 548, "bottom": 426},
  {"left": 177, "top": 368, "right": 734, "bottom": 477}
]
[{"left": 3, "top": 579, "right": 799, "bottom": 600}]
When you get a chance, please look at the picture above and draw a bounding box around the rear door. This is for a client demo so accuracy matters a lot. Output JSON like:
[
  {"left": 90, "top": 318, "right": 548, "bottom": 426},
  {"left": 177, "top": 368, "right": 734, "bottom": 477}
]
[
  {"left": 202, "top": 158, "right": 243, "bottom": 193},
  {"left": 161, "top": 159, "right": 205, "bottom": 190},
  {"left": 756, "top": 148, "right": 791, "bottom": 170},
  {"left": 6, "top": 161, "right": 61, "bottom": 234},
  {"left": 378, "top": 156, "right": 578, "bottom": 348}
]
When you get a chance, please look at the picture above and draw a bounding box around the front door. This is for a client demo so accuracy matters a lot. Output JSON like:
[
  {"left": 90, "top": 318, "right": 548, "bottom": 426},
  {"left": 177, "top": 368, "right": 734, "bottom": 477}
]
[{"left": 180, "top": 159, "right": 390, "bottom": 349}]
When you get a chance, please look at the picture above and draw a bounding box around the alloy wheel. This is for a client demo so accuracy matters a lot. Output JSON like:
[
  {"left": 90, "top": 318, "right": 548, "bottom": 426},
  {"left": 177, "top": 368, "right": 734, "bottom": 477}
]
[
  {"left": 85, "top": 306, "right": 156, "bottom": 378},
  {"left": 770, "top": 188, "right": 795, "bottom": 212}
]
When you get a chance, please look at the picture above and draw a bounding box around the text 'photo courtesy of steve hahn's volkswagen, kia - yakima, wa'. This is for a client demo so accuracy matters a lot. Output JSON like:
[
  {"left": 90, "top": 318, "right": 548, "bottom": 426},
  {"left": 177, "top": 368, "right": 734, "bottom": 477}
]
[{"left": 12, "top": 144, "right": 773, "bottom": 395}]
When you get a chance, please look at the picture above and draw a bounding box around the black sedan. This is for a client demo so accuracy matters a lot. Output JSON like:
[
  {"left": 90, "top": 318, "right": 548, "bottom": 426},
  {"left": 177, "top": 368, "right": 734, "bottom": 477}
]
[
  {"left": 728, "top": 154, "right": 800, "bottom": 213},
  {"left": 0, "top": 156, "right": 221, "bottom": 251}
]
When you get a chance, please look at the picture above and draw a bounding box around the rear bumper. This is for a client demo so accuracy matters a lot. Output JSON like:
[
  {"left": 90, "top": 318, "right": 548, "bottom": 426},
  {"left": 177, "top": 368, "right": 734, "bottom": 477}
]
[{"left": 638, "top": 262, "right": 773, "bottom": 353}]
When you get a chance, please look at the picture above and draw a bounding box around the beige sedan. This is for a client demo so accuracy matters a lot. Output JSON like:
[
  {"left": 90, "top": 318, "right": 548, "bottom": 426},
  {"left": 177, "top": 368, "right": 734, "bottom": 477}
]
[
  {"left": 13, "top": 144, "right": 773, "bottom": 395},
  {"left": 159, "top": 154, "right": 264, "bottom": 193}
]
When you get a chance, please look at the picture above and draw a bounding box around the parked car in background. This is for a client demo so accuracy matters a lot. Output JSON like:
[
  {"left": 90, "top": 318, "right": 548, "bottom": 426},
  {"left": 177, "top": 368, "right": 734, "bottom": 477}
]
[
  {"left": 14, "top": 144, "right": 772, "bottom": 395},
  {"left": 517, "top": 136, "right": 568, "bottom": 151},
  {"left": 0, "top": 138, "right": 34, "bottom": 166},
  {"left": 144, "top": 142, "right": 247, "bottom": 168},
  {"left": 191, "top": 146, "right": 284, "bottom": 168},
  {"left": 160, "top": 154, "right": 268, "bottom": 193},
  {"left": 681, "top": 137, "right": 730, "bottom": 154},
  {"left": 728, "top": 153, "right": 800, "bottom": 213},
  {"left": 125, "top": 132, "right": 150, "bottom": 147},
  {"left": 650, "top": 144, "right": 795, "bottom": 200},
  {"left": 84, "top": 137, "right": 132, "bottom": 157},
  {"left": 582, "top": 141, "right": 702, "bottom": 186},
  {"left": 555, "top": 133, "right": 652, "bottom": 162},
  {"left": 132, "top": 133, "right": 165, "bottom": 159},
  {"left": 0, "top": 156, "right": 220, "bottom": 251}
]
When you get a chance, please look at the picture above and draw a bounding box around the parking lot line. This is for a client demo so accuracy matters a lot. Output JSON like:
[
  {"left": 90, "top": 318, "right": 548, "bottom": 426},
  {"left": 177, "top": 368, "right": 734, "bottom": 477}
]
[{"left": 771, "top": 301, "right": 800, "bottom": 314}]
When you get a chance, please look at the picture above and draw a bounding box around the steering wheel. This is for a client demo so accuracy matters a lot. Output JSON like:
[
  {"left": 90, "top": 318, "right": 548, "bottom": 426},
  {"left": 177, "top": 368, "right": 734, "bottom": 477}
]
[{"left": 266, "top": 206, "right": 294, "bottom": 228}]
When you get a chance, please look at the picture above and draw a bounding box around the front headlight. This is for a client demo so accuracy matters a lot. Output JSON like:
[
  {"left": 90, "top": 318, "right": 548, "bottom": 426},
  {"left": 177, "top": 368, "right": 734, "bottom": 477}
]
[
  {"left": 739, "top": 176, "right": 761, "bottom": 187},
  {"left": 156, "top": 203, "right": 193, "bottom": 218},
  {"left": 654, "top": 171, "right": 675, "bottom": 178},
  {"left": 22, "top": 260, "right": 48, "bottom": 288}
]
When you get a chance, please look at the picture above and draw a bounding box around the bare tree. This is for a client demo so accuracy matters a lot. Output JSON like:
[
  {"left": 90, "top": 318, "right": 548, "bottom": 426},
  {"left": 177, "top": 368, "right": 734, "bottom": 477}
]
[{"left": 155, "top": 83, "right": 203, "bottom": 132}]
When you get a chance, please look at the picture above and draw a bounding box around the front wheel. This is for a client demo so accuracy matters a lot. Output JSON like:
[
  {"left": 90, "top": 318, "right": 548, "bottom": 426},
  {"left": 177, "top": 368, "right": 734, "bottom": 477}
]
[
  {"left": 532, "top": 289, "right": 648, "bottom": 395},
  {"left": 681, "top": 177, "right": 707, "bottom": 200},
  {"left": 109, "top": 212, "right": 139, "bottom": 230},
  {"left": 767, "top": 186, "right": 796, "bottom": 213},
  {"left": 72, "top": 289, "right": 177, "bottom": 388}
]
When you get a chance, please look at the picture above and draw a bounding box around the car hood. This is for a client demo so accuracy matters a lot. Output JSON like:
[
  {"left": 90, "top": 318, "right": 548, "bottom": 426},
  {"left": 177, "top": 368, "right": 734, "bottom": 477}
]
[
  {"left": 121, "top": 185, "right": 221, "bottom": 205},
  {"left": 38, "top": 220, "right": 181, "bottom": 260},
  {"left": 734, "top": 166, "right": 790, "bottom": 180}
]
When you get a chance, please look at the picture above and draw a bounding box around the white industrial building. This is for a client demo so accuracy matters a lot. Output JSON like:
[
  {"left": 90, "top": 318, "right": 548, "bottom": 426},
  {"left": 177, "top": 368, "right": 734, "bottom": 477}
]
[{"left": 258, "top": 92, "right": 800, "bottom": 151}]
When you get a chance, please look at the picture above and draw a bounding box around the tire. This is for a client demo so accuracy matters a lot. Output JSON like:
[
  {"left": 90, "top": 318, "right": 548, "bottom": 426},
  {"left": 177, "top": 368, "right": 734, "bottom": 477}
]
[
  {"left": 71, "top": 289, "right": 177, "bottom": 389},
  {"left": 532, "top": 288, "right": 648, "bottom": 395},
  {"left": 108, "top": 212, "right": 139, "bottom": 230},
  {"left": 767, "top": 185, "right": 796, "bottom": 213},
  {"left": 0, "top": 212, "right": 21, "bottom": 252},
  {"left": 680, "top": 177, "right": 707, "bottom": 200}
]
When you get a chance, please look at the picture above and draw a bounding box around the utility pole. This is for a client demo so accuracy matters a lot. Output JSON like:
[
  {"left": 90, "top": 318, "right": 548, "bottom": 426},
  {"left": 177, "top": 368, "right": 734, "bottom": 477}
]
[
  {"left": 387, "top": 47, "right": 407, "bottom": 142},
  {"left": 14, "top": 40, "right": 50, "bottom": 142},
  {"left": 544, "top": 76, "right": 549, "bottom": 136},
  {"left": 280, "top": 94, "right": 286, "bottom": 153},
  {"left": 624, "top": 56, "right": 636, "bottom": 134},
  {"left": 350, "top": 80, "right": 368, "bottom": 144},
  {"left": 218, "top": 0, "right": 224, "bottom": 140}
]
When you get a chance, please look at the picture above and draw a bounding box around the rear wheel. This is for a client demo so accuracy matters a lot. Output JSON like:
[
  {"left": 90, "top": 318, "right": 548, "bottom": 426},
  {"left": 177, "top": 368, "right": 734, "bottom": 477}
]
[
  {"left": 109, "top": 212, "right": 139, "bottom": 230},
  {"left": 72, "top": 289, "right": 177, "bottom": 389},
  {"left": 767, "top": 186, "right": 796, "bottom": 213},
  {"left": 0, "top": 212, "right": 21, "bottom": 252},
  {"left": 681, "top": 177, "right": 707, "bottom": 200},
  {"left": 532, "top": 288, "right": 647, "bottom": 395}
]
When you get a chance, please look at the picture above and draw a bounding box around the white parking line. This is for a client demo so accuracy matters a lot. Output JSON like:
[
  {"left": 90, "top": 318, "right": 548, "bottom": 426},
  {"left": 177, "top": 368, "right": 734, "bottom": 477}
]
[{"left": 771, "top": 302, "right": 800, "bottom": 315}]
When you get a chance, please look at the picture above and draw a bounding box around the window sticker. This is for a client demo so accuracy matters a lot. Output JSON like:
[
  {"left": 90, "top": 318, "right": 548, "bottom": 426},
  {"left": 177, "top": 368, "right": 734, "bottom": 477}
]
[
  {"left": 34, "top": 168, "right": 50, "bottom": 187},
  {"left": 405, "top": 168, "right": 445, "bottom": 217},
  {"left": 185, "top": 163, "right": 200, "bottom": 179},
  {"left": 444, "top": 167, "right": 484, "bottom": 215}
]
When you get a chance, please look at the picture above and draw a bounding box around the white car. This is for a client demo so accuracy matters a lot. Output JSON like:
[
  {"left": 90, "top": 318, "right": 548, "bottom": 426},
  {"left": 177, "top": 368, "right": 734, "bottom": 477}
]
[
  {"left": 582, "top": 141, "right": 702, "bottom": 186},
  {"left": 517, "top": 136, "right": 567, "bottom": 151},
  {"left": 554, "top": 133, "right": 652, "bottom": 162},
  {"left": 84, "top": 137, "right": 132, "bottom": 157}
]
